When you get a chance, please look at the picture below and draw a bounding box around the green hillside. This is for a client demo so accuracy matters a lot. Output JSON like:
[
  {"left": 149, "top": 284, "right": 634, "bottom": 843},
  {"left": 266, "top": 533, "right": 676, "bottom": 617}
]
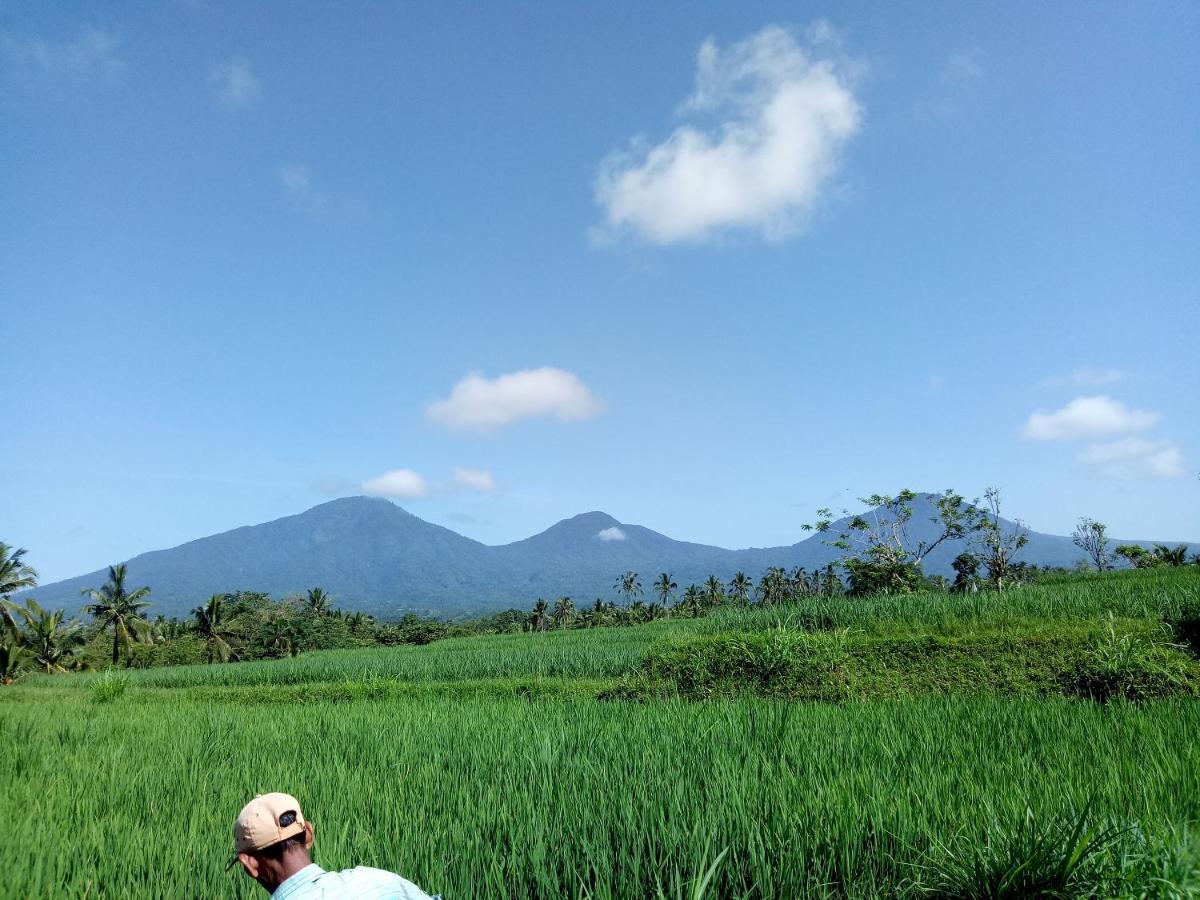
[{"left": 3, "top": 567, "right": 1200, "bottom": 897}]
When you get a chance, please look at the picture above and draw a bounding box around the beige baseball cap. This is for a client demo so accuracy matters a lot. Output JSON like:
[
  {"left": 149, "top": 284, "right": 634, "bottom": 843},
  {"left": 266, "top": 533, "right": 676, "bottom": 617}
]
[{"left": 227, "top": 792, "right": 307, "bottom": 869}]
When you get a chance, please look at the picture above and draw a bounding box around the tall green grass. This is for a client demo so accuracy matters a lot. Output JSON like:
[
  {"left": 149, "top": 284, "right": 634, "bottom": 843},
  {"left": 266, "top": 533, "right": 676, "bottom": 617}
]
[
  {"left": 4, "top": 568, "right": 1200, "bottom": 897},
  {"left": 1, "top": 694, "right": 1197, "bottom": 898}
]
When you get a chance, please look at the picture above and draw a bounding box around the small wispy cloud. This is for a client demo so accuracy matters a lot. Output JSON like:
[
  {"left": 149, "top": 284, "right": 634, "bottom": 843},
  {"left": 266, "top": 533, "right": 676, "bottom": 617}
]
[
  {"left": 278, "top": 164, "right": 326, "bottom": 208},
  {"left": 923, "top": 374, "right": 946, "bottom": 397},
  {"left": 1021, "top": 395, "right": 1159, "bottom": 442},
  {"left": 361, "top": 469, "right": 429, "bottom": 500},
  {"left": 1042, "top": 367, "right": 1125, "bottom": 390},
  {"left": 594, "top": 24, "right": 861, "bottom": 244},
  {"left": 210, "top": 57, "right": 261, "bottom": 109},
  {"left": 0, "top": 26, "right": 125, "bottom": 84},
  {"left": 596, "top": 526, "right": 627, "bottom": 542},
  {"left": 942, "top": 51, "right": 983, "bottom": 87},
  {"left": 454, "top": 467, "right": 496, "bottom": 493},
  {"left": 311, "top": 476, "right": 358, "bottom": 497},
  {"left": 427, "top": 367, "right": 603, "bottom": 432},
  {"left": 1078, "top": 438, "right": 1185, "bottom": 480}
]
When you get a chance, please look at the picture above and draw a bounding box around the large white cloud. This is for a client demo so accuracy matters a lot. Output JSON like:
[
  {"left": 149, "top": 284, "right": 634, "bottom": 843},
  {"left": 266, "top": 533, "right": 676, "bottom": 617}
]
[
  {"left": 596, "top": 527, "right": 627, "bottom": 542},
  {"left": 210, "top": 58, "right": 261, "bottom": 109},
  {"left": 361, "top": 469, "right": 429, "bottom": 499},
  {"left": 427, "top": 367, "right": 603, "bottom": 431},
  {"left": 1078, "top": 438, "right": 1185, "bottom": 480},
  {"left": 1021, "top": 396, "right": 1159, "bottom": 442},
  {"left": 594, "top": 25, "right": 861, "bottom": 244}
]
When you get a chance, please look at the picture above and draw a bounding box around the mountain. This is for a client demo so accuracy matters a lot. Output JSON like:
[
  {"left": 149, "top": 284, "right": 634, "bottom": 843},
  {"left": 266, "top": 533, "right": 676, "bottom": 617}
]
[{"left": 17, "top": 494, "right": 1196, "bottom": 620}]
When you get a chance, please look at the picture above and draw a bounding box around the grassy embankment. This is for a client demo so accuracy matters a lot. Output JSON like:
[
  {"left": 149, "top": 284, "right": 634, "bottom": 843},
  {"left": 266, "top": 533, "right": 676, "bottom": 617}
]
[{"left": 2, "top": 566, "right": 1199, "bottom": 898}]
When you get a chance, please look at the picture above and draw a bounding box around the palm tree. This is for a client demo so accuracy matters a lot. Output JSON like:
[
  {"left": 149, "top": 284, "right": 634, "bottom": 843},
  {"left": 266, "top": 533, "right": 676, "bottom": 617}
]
[
  {"left": 757, "top": 567, "right": 789, "bottom": 606},
  {"left": 703, "top": 575, "right": 724, "bottom": 607},
  {"left": 304, "top": 587, "right": 332, "bottom": 617},
  {"left": 530, "top": 598, "right": 549, "bottom": 633},
  {"left": 192, "top": 594, "right": 236, "bottom": 664},
  {"left": 263, "top": 613, "right": 299, "bottom": 658},
  {"left": 5, "top": 598, "right": 84, "bottom": 673},
  {"left": 727, "top": 572, "right": 753, "bottom": 604},
  {"left": 681, "top": 584, "right": 704, "bottom": 617},
  {"left": 346, "top": 612, "right": 373, "bottom": 635},
  {"left": 653, "top": 572, "right": 676, "bottom": 617},
  {"left": 1155, "top": 545, "right": 1189, "bottom": 567},
  {"left": 553, "top": 596, "right": 575, "bottom": 629},
  {"left": 82, "top": 564, "right": 153, "bottom": 666},
  {"left": 588, "top": 598, "right": 608, "bottom": 628},
  {"left": 615, "top": 571, "right": 643, "bottom": 606},
  {"left": 0, "top": 544, "right": 38, "bottom": 600},
  {"left": 1, "top": 638, "right": 30, "bottom": 684}
]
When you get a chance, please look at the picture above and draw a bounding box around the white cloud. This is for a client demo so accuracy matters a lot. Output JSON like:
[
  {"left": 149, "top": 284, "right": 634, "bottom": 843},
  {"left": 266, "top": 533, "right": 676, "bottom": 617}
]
[
  {"left": 1042, "top": 367, "right": 1125, "bottom": 389},
  {"left": 594, "top": 24, "right": 861, "bottom": 244},
  {"left": 1021, "top": 395, "right": 1160, "bottom": 442},
  {"left": 361, "top": 469, "right": 429, "bottom": 499},
  {"left": 0, "top": 27, "right": 124, "bottom": 83},
  {"left": 1078, "top": 438, "right": 1185, "bottom": 480},
  {"left": 210, "top": 58, "right": 261, "bottom": 109},
  {"left": 427, "top": 367, "right": 603, "bottom": 431},
  {"left": 596, "top": 527, "right": 627, "bottom": 542},
  {"left": 278, "top": 164, "right": 326, "bottom": 208},
  {"left": 454, "top": 467, "right": 496, "bottom": 493},
  {"left": 942, "top": 51, "right": 983, "bottom": 86}
]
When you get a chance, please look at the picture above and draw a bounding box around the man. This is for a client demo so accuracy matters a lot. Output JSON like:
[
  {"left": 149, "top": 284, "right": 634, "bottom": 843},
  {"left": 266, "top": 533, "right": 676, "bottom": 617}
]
[{"left": 229, "top": 792, "right": 438, "bottom": 899}]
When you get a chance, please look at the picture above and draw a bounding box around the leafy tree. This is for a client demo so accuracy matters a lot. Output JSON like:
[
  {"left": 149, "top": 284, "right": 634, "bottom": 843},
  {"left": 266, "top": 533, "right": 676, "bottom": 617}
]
[
  {"left": 653, "top": 572, "right": 677, "bottom": 615},
  {"left": 82, "top": 564, "right": 153, "bottom": 666},
  {"left": 975, "top": 487, "right": 1029, "bottom": 591},
  {"left": 345, "top": 612, "right": 374, "bottom": 635},
  {"left": 615, "top": 571, "right": 643, "bottom": 606},
  {"left": 1072, "top": 518, "right": 1111, "bottom": 571},
  {"left": 4, "top": 598, "right": 85, "bottom": 673},
  {"left": 950, "top": 553, "right": 981, "bottom": 593},
  {"left": 727, "top": 572, "right": 753, "bottom": 603},
  {"left": 844, "top": 558, "right": 922, "bottom": 596},
  {"left": 628, "top": 599, "right": 652, "bottom": 624},
  {"left": 304, "top": 587, "right": 333, "bottom": 617},
  {"left": 553, "top": 596, "right": 575, "bottom": 629},
  {"left": 1115, "top": 545, "right": 1156, "bottom": 569},
  {"left": 192, "top": 594, "right": 237, "bottom": 664},
  {"left": 805, "top": 489, "right": 984, "bottom": 594},
  {"left": 529, "top": 598, "right": 549, "bottom": 633},
  {"left": 0, "top": 543, "right": 37, "bottom": 600}
]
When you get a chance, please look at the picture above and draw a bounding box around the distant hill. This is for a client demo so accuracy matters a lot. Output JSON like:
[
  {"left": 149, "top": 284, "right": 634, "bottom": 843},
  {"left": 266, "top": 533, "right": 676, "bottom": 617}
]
[{"left": 18, "top": 495, "right": 1196, "bottom": 619}]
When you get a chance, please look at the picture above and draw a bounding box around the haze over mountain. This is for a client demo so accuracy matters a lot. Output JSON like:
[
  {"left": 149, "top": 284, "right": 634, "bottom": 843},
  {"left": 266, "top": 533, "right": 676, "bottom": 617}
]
[{"left": 20, "top": 495, "right": 1195, "bottom": 619}]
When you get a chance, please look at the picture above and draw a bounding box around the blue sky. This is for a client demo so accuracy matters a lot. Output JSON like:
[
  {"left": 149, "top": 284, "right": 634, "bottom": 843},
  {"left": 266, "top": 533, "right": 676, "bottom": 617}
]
[{"left": 3, "top": 2, "right": 1197, "bottom": 582}]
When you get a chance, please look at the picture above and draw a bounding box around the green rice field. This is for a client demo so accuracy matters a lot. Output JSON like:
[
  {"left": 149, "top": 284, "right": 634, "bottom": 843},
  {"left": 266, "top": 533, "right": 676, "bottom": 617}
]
[{"left": 3, "top": 567, "right": 1200, "bottom": 898}]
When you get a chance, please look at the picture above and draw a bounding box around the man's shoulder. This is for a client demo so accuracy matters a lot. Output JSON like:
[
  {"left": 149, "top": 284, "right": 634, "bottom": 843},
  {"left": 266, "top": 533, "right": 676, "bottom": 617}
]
[{"left": 317, "top": 865, "right": 437, "bottom": 899}]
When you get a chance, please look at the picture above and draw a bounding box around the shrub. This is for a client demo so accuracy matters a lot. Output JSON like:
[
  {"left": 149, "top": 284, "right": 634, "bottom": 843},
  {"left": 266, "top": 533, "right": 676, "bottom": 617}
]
[{"left": 91, "top": 670, "right": 129, "bottom": 703}]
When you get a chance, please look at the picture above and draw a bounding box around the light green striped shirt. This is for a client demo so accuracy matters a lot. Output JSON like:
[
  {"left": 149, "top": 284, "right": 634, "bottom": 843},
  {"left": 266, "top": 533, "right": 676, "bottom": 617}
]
[{"left": 271, "top": 863, "right": 437, "bottom": 900}]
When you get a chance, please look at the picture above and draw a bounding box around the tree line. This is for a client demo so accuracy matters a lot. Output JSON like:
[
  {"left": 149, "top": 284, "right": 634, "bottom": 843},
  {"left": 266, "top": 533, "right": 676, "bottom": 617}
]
[{"left": 3, "top": 487, "right": 1195, "bottom": 679}]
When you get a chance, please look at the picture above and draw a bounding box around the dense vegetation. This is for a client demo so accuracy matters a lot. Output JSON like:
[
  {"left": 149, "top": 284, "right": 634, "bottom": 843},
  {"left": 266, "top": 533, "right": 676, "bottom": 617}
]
[
  {"left": 4, "top": 492, "right": 1200, "bottom": 897},
  {"left": 3, "top": 565, "right": 1199, "bottom": 897}
]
